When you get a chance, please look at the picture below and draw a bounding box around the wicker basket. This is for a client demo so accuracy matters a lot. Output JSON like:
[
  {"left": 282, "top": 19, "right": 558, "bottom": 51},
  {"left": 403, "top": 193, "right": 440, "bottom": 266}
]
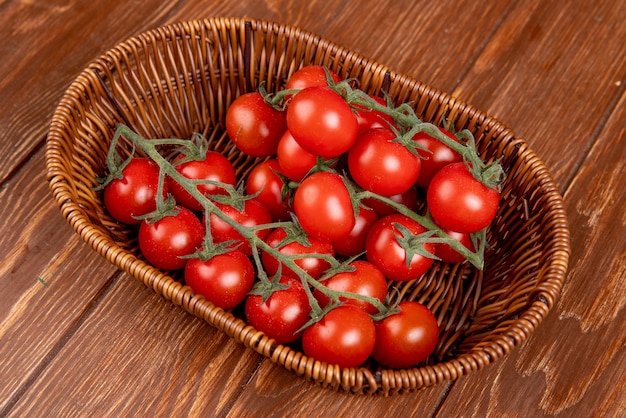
[{"left": 45, "top": 17, "right": 570, "bottom": 395}]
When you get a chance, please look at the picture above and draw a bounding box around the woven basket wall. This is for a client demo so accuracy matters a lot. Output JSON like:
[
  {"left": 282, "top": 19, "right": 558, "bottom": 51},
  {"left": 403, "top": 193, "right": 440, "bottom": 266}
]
[{"left": 45, "top": 17, "right": 570, "bottom": 395}]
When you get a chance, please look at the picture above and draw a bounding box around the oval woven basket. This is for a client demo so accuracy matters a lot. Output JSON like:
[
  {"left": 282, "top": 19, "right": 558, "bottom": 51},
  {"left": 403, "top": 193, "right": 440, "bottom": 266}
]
[{"left": 45, "top": 17, "right": 570, "bottom": 395}]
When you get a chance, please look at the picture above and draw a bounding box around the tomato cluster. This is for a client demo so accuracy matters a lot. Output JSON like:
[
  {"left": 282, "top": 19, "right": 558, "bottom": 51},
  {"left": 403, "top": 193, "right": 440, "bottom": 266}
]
[{"left": 98, "top": 65, "right": 504, "bottom": 369}]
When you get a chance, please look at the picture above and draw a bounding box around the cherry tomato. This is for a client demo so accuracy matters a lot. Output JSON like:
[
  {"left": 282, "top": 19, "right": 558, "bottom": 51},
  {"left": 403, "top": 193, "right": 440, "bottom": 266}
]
[
  {"left": 168, "top": 151, "right": 236, "bottom": 211},
  {"left": 365, "top": 214, "right": 435, "bottom": 281},
  {"left": 354, "top": 96, "right": 395, "bottom": 133},
  {"left": 245, "top": 276, "right": 311, "bottom": 344},
  {"left": 302, "top": 305, "right": 376, "bottom": 369},
  {"left": 361, "top": 187, "right": 419, "bottom": 217},
  {"left": 276, "top": 130, "right": 317, "bottom": 182},
  {"left": 434, "top": 229, "right": 475, "bottom": 264},
  {"left": 315, "top": 260, "right": 387, "bottom": 315},
  {"left": 286, "top": 86, "right": 359, "bottom": 158},
  {"left": 208, "top": 199, "right": 273, "bottom": 255},
  {"left": 103, "top": 157, "right": 166, "bottom": 225},
  {"left": 262, "top": 227, "right": 334, "bottom": 279},
  {"left": 245, "top": 159, "right": 291, "bottom": 221},
  {"left": 372, "top": 301, "right": 439, "bottom": 368},
  {"left": 427, "top": 162, "right": 500, "bottom": 233},
  {"left": 331, "top": 205, "right": 378, "bottom": 257},
  {"left": 413, "top": 127, "right": 462, "bottom": 188},
  {"left": 348, "top": 128, "right": 421, "bottom": 196},
  {"left": 138, "top": 206, "right": 204, "bottom": 271},
  {"left": 184, "top": 250, "right": 254, "bottom": 309},
  {"left": 293, "top": 172, "right": 355, "bottom": 241},
  {"left": 285, "top": 65, "right": 342, "bottom": 92},
  {"left": 225, "top": 92, "right": 287, "bottom": 157}
]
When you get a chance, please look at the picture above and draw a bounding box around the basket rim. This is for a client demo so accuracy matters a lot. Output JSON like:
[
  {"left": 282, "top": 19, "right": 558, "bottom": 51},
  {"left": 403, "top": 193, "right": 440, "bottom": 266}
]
[{"left": 44, "top": 16, "right": 571, "bottom": 395}]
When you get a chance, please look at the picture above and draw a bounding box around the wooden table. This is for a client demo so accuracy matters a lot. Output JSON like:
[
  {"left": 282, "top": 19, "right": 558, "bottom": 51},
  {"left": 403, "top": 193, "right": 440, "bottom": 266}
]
[{"left": 1, "top": 1, "right": 624, "bottom": 416}]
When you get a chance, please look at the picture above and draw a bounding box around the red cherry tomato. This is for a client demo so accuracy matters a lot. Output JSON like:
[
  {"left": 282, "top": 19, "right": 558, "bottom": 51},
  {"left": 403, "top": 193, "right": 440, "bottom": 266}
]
[
  {"left": 245, "top": 276, "right": 311, "bottom": 344},
  {"left": 348, "top": 128, "right": 421, "bottom": 196},
  {"left": 434, "top": 229, "right": 475, "bottom": 264},
  {"left": 302, "top": 305, "right": 376, "bottom": 368},
  {"left": 413, "top": 127, "right": 462, "bottom": 188},
  {"left": 184, "top": 250, "right": 254, "bottom": 309},
  {"left": 365, "top": 214, "right": 435, "bottom": 281},
  {"left": 138, "top": 206, "right": 204, "bottom": 271},
  {"left": 286, "top": 86, "right": 359, "bottom": 158},
  {"left": 427, "top": 162, "right": 500, "bottom": 233},
  {"left": 372, "top": 301, "right": 439, "bottom": 368},
  {"left": 277, "top": 130, "right": 317, "bottom": 182},
  {"left": 262, "top": 227, "right": 334, "bottom": 279},
  {"left": 354, "top": 96, "right": 395, "bottom": 133},
  {"left": 168, "top": 151, "right": 236, "bottom": 211},
  {"left": 331, "top": 205, "right": 378, "bottom": 257},
  {"left": 103, "top": 157, "right": 166, "bottom": 225},
  {"left": 208, "top": 199, "right": 273, "bottom": 255},
  {"left": 225, "top": 92, "right": 287, "bottom": 157},
  {"left": 293, "top": 172, "right": 355, "bottom": 241},
  {"left": 315, "top": 260, "right": 388, "bottom": 315},
  {"left": 245, "top": 159, "right": 291, "bottom": 222},
  {"left": 285, "top": 65, "right": 342, "bottom": 92},
  {"left": 361, "top": 187, "right": 419, "bottom": 217}
]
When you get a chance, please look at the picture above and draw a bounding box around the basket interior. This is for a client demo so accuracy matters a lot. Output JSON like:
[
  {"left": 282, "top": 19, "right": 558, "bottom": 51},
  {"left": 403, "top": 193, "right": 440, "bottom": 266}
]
[{"left": 45, "top": 17, "right": 569, "bottom": 394}]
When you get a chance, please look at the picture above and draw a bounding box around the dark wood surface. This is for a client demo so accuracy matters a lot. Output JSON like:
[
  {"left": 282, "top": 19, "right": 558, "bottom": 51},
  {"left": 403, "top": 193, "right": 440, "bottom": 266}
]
[{"left": 1, "top": 0, "right": 624, "bottom": 416}]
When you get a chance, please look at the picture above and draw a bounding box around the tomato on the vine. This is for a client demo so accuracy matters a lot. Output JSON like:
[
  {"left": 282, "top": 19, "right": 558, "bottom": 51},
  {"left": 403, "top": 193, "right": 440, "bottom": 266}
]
[
  {"left": 354, "top": 96, "right": 395, "bottom": 133},
  {"left": 315, "top": 260, "right": 387, "bottom": 315},
  {"left": 435, "top": 229, "right": 475, "bottom": 264},
  {"left": 286, "top": 86, "right": 359, "bottom": 158},
  {"left": 168, "top": 151, "right": 236, "bottom": 211},
  {"left": 361, "top": 187, "right": 419, "bottom": 217},
  {"left": 348, "top": 128, "right": 421, "bottom": 196},
  {"left": 427, "top": 162, "right": 500, "bottom": 233},
  {"left": 285, "top": 65, "right": 342, "bottom": 92},
  {"left": 365, "top": 214, "right": 436, "bottom": 281},
  {"left": 261, "top": 227, "right": 334, "bottom": 279},
  {"left": 245, "top": 275, "right": 311, "bottom": 344},
  {"left": 184, "top": 250, "right": 254, "bottom": 309},
  {"left": 276, "top": 130, "right": 317, "bottom": 182},
  {"left": 372, "top": 301, "right": 439, "bottom": 368},
  {"left": 225, "top": 92, "right": 287, "bottom": 157},
  {"left": 302, "top": 305, "right": 376, "bottom": 368},
  {"left": 293, "top": 172, "right": 355, "bottom": 241},
  {"left": 103, "top": 157, "right": 166, "bottom": 225},
  {"left": 138, "top": 206, "right": 204, "bottom": 271},
  {"left": 413, "top": 127, "right": 462, "bottom": 188},
  {"left": 245, "top": 159, "right": 291, "bottom": 222},
  {"left": 331, "top": 205, "right": 378, "bottom": 257},
  {"left": 208, "top": 199, "right": 273, "bottom": 256}
]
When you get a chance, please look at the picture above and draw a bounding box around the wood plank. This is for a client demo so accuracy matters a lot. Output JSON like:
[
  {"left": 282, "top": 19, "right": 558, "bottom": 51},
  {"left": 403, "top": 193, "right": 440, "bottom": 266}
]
[
  {"left": 436, "top": 72, "right": 626, "bottom": 417},
  {"left": 6, "top": 273, "right": 263, "bottom": 417},
  {"left": 450, "top": 0, "right": 626, "bottom": 186},
  {"left": 322, "top": 0, "right": 515, "bottom": 92},
  {"left": 0, "top": 151, "right": 121, "bottom": 412},
  {"left": 0, "top": 0, "right": 188, "bottom": 183}
]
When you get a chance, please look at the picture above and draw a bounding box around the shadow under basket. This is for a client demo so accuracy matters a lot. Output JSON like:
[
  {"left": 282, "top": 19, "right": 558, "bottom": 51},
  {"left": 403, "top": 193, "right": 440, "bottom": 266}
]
[{"left": 45, "top": 17, "right": 570, "bottom": 395}]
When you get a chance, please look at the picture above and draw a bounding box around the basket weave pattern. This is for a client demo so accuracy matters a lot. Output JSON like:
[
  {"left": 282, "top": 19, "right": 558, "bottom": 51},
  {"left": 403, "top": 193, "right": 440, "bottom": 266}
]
[{"left": 45, "top": 17, "right": 570, "bottom": 394}]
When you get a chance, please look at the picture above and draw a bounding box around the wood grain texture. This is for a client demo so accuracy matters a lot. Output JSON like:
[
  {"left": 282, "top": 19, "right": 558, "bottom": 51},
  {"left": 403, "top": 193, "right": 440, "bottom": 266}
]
[{"left": 0, "top": 0, "right": 624, "bottom": 416}]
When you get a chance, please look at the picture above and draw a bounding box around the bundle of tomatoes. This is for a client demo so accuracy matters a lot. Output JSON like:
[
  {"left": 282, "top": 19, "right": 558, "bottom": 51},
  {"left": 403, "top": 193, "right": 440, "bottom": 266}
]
[{"left": 98, "top": 66, "right": 504, "bottom": 369}]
